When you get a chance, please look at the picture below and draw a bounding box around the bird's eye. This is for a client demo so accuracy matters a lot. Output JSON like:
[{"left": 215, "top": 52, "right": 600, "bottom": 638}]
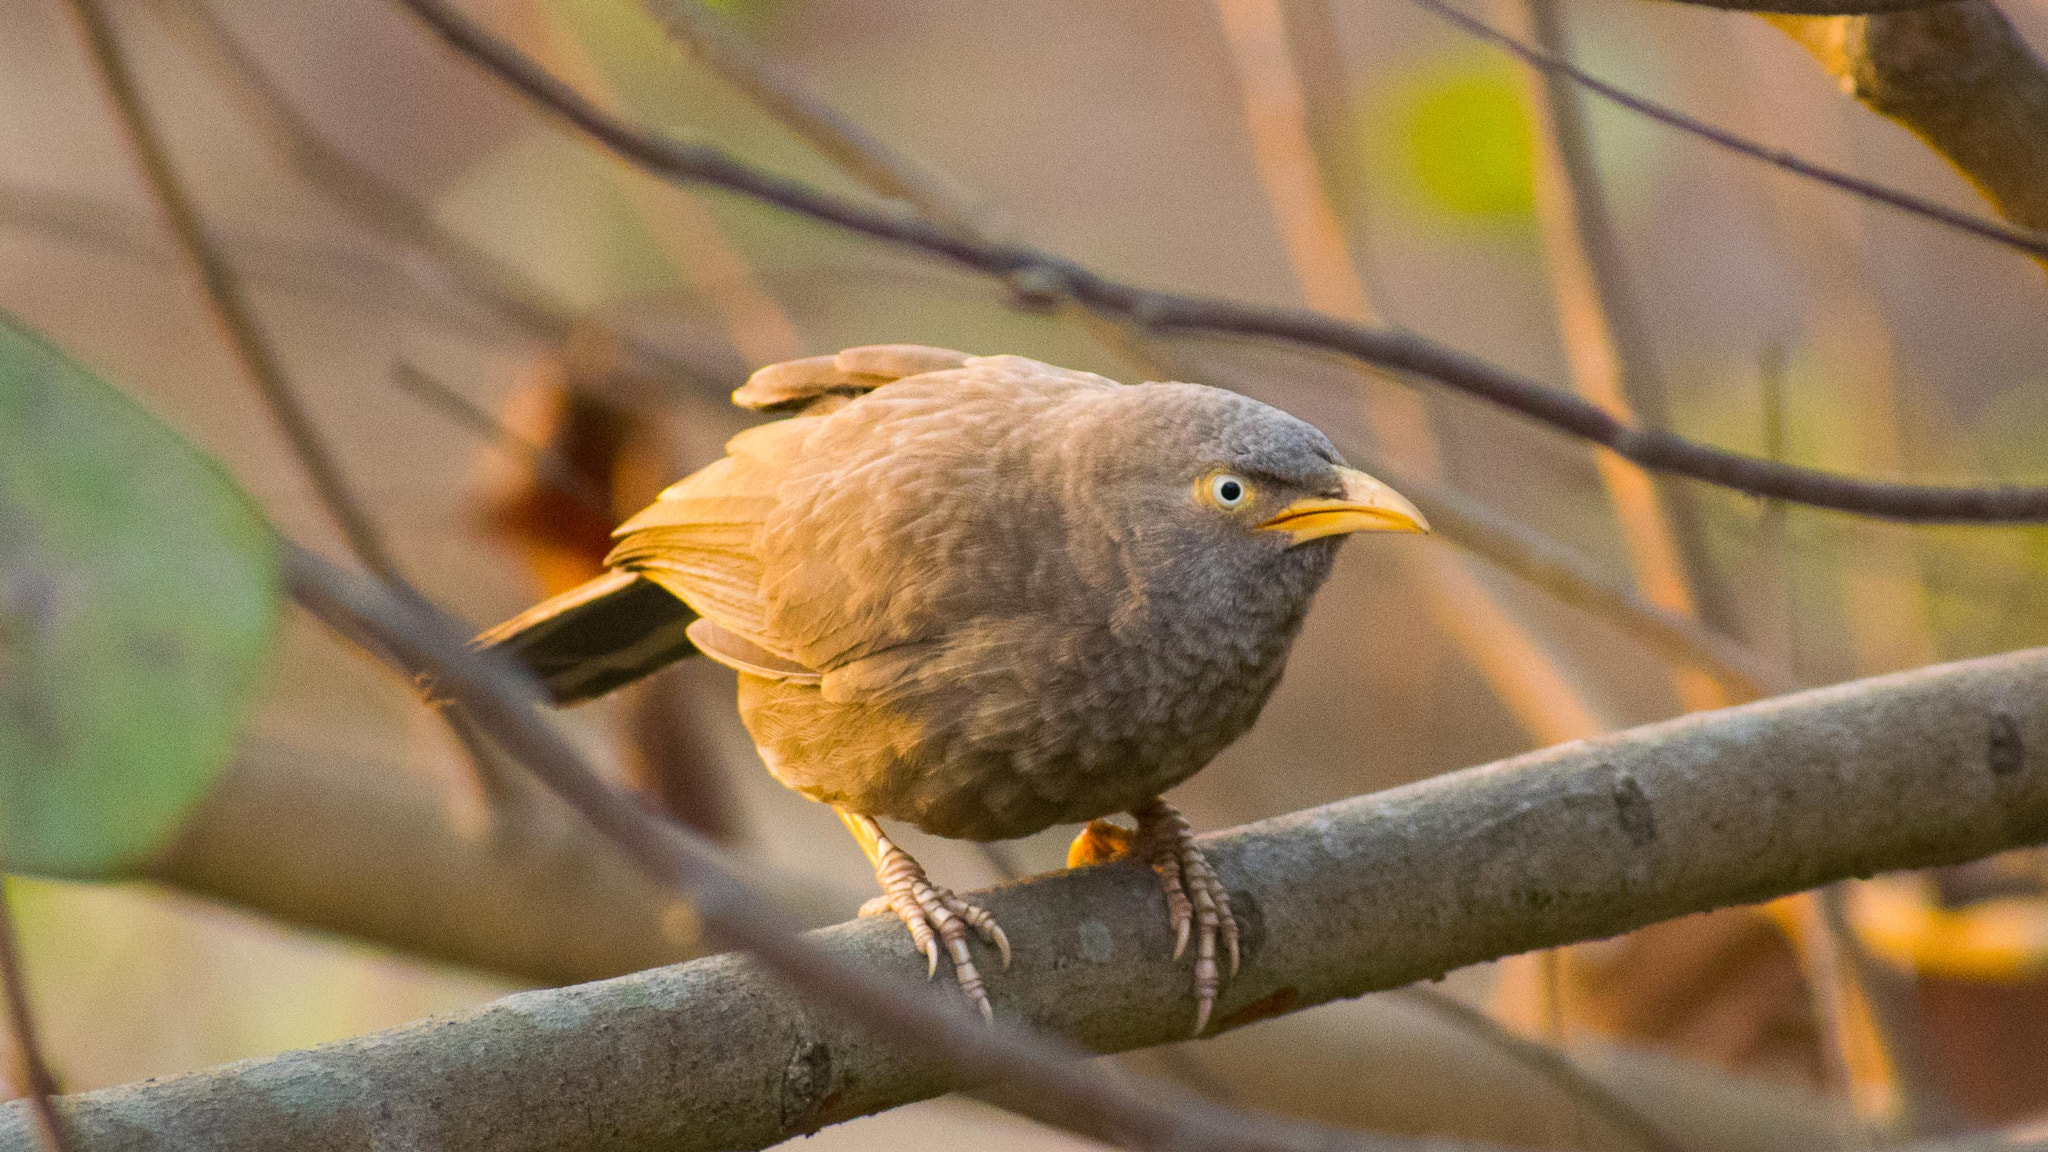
[{"left": 1209, "top": 473, "right": 1250, "bottom": 508}]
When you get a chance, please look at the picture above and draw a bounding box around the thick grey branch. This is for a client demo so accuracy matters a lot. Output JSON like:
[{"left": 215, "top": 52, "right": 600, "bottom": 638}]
[
  {"left": 14, "top": 646, "right": 2048, "bottom": 1151},
  {"left": 1771, "top": 2, "right": 2048, "bottom": 246}
]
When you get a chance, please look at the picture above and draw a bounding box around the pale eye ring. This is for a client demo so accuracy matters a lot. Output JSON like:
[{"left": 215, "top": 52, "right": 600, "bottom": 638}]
[{"left": 1209, "top": 473, "right": 1250, "bottom": 508}]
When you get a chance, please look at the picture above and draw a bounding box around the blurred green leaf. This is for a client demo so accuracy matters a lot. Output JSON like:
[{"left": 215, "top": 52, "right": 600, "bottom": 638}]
[
  {"left": 1387, "top": 59, "right": 1535, "bottom": 222},
  {"left": 440, "top": 132, "right": 686, "bottom": 310},
  {"left": 0, "top": 315, "right": 278, "bottom": 877}
]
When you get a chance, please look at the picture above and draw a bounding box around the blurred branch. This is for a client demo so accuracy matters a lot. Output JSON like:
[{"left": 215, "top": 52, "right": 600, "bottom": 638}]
[
  {"left": 391, "top": 0, "right": 2048, "bottom": 522},
  {"left": 634, "top": 0, "right": 982, "bottom": 235},
  {"left": 1403, "top": 0, "right": 2048, "bottom": 265},
  {"left": 1654, "top": 0, "right": 1947, "bottom": 12},
  {"left": 138, "top": 738, "right": 847, "bottom": 987},
  {"left": 1391, "top": 470, "right": 1794, "bottom": 699},
  {"left": 64, "top": 0, "right": 526, "bottom": 805},
  {"left": 630, "top": 0, "right": 1778, "bottom": 704},
  {"left": 147, "top": 0, "right": 575, "bottom": 345},
  {"left": 25, "top": 614, "right": 2048, "bottom": 1149},
  {"left": 1503, "top": 0, "right": 1728, "bottom": 714},
  {"left": 525, "top": 2, "right": 804, "bottom": 369},
  {"left": 0, "top": 890, "right": 66, "bottom": 1152},
  {"left": 1212, "top": 0, "right": 1610, "bottom": 745},
  {"left": 66, "top": 0, "right": 403, "bottom": 583},
  {"left": 1768, "top": 2, "right": 2048, "bottom": 257},
  {"left": 148, "top": 0, "right": 725, "bottom": 390},
  {"left": 0, "top": 183, "right": 514, "bottom": 339},
  {"left": 1394, "top": 987, "right": 1690, "bottom": 1152}
]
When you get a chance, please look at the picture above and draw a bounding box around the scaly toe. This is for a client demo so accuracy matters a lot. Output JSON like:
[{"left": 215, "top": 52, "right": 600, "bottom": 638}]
[
  {"left": 1130, "top": 799, "right": 1239, "bottom": 1036},
  {"left": 845, "top": 810, "right": 1005, "bottom": 1018},
  {"left": 916, "top": 884, "right": 993, "bottom": 1023}
]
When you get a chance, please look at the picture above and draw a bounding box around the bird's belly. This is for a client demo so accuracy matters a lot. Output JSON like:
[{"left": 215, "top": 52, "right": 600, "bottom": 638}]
[{"left": 734, "top": 638, "right": 1285, "bottom": 841}]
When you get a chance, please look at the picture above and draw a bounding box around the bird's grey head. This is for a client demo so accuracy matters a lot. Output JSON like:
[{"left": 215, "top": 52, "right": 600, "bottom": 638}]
[{"left": 1055, "top": 382, "right": 1428, "bottom": 629}]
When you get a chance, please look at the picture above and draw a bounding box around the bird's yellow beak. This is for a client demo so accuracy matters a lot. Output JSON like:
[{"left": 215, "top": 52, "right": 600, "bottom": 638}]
[{"left": 1257, "top": 467, "right": 1429, "bottom": 545}]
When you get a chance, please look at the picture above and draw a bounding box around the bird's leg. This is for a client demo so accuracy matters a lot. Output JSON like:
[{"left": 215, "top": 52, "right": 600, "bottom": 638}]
[
  {"left": 1126, "top": 798, "right": 1240, "bottom": 1035},
  {"left": 837, "top": 808, "right": 1011, "bottom": 1022}
]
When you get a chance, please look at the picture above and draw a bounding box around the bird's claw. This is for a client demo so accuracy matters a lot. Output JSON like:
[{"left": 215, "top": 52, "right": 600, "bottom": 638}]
[
  {"left": 1134, "top": 799, "right": 1240, "bottom": 1036},
  {"left": 858, "top": 826, "right": 1008, "bottom": 1023}
]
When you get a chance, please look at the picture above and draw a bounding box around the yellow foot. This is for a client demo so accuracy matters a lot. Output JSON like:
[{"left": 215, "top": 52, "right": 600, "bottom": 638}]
[{"left": 1066, "top": 818, "right": 1137, "bottom": 867}]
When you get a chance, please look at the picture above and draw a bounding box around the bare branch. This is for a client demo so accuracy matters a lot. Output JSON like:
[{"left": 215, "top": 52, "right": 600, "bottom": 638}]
[
  {"left": 1405, "top": 0, "right": 2048, "bottom": 261},
  {"left": 19, "top": 612, "right": 2048, "bottom": 1150},
  {"left": 1503, "top": 0, "right": 1730, "bottom": 716},
  {"left": 390, "top": 0, "right": 2048, "bottom": 522},
  {"left": 139, "top": 739, "right": 843, "bottom": 986},
  {"left": 1769, "top": 2, "right": 2048, "bottom": 247},
  {"left": 1385, "top": 467, "right": 1795, "bottom": 700},
  {"left": 1393, "top": 987, "right": 1689, "bottom": 1152},
  {"left": 64, "top": 0, "right": 405, "bottom": 582},
  {"left": 149, "top": 0, "right": 728, "bottom": 390}
]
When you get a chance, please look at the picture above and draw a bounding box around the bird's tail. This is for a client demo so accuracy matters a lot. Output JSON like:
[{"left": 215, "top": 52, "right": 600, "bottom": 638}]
[{"left": 474, "top": 569, "right": 699, "bottom": 706}]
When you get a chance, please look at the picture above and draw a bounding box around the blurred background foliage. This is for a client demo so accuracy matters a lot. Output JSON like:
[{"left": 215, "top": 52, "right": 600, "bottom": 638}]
[{"left": 7, "top": 0, "right": 2048, "bottom": 1145}]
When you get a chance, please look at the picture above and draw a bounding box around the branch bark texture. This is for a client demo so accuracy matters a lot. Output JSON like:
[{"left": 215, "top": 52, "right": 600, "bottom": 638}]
[
  {"left": 15, "top": 647, "right": 2048, "bottom": 1151},
  {"left": 1770, "top": 2, "right": 2048, "bottom": 239}
]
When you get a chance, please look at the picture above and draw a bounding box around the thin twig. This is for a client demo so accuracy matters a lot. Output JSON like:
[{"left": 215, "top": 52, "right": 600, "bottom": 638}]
[
  {"left": 0, "top": 182, "right": 515, "bottom": 340},
  {"left": 528, "top": 0, "right": 805, "bottom": 369},
  {"left": 389, "top": 0, "right": 2048, "bottom": 522},
  {"left": 634, "top": 0, "right": 1783, "bottom": 704},
  {"left": 1396, "top": 987, "right": 1689, "bottom": 1152},
  {"left": 634, "top": 0, "right": 981, "bottom": 235},
  {"left": 1207, "top": 0, "right": 1610, "bottom": 746},
  {"left": 1505, "top": 0, "right": 1727, "bottom": 714},
  {"left": 64, "top": 0, "right": 521, "bottom": 805},
  {"left": 0, "top": 890, "right": 67, "bottom": 1152},
  {"left": 1817, "top": 885, "right": 1958, "bottom": 1138},
  {"left": 390, "top": 360, "right": 611, "bottom": 519},
  {"left": 149, "top": 0, "right": 576, "bottom": 339},
  {"left": 147, "top": 0, "right": 727, "bottom": 392},
  {"left": 277, "top": 537, "right": 1500, "bottom": 1152},
  {"left": 65, "top": 0, "right": 403, "bottom": 583},
  {"left": 1401, "top": 0, "right": 2048, "bottom": 261},
  {"left": 1384, "top": 464, "right": 1792, "bottom": 699}
]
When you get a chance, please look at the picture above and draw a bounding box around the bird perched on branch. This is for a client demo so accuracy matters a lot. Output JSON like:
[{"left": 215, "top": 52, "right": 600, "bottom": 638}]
[{"left": 477, "top": 345, "right": 1427, "bottom": 1031}]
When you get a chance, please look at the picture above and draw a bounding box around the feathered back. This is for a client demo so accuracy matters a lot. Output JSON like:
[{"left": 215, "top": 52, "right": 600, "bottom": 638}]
[
  {"left": 478, "top": 345, "right": 978, "bottom": 701},
  {"left": 605, "top": 346, "right": 1123, "bottom": 690}
]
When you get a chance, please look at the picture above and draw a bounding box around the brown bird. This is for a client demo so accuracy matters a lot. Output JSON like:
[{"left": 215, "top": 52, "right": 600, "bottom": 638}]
[{"left": 478, "top": 345, "right": 1427, "bottom": 1030}]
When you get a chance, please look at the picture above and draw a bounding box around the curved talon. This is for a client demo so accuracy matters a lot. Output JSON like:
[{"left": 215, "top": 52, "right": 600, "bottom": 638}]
[
  {"left": 1132, "top": 798, "right": 1239, "bottom": 1035},
  {"left": 840, "top": 809, "right": 1008, "bottom": 1022}
]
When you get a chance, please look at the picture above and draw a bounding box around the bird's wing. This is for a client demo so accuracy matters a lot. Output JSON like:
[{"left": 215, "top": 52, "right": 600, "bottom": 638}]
[
  {"left": 756, "top": 355, "right": 1120, "bottom": 682},
  {"left": 605, "top": 346, "right": 1115, "bottom": 688},
  {"left": 729, "top": 344, "right": 972, "bottom": 413}
]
